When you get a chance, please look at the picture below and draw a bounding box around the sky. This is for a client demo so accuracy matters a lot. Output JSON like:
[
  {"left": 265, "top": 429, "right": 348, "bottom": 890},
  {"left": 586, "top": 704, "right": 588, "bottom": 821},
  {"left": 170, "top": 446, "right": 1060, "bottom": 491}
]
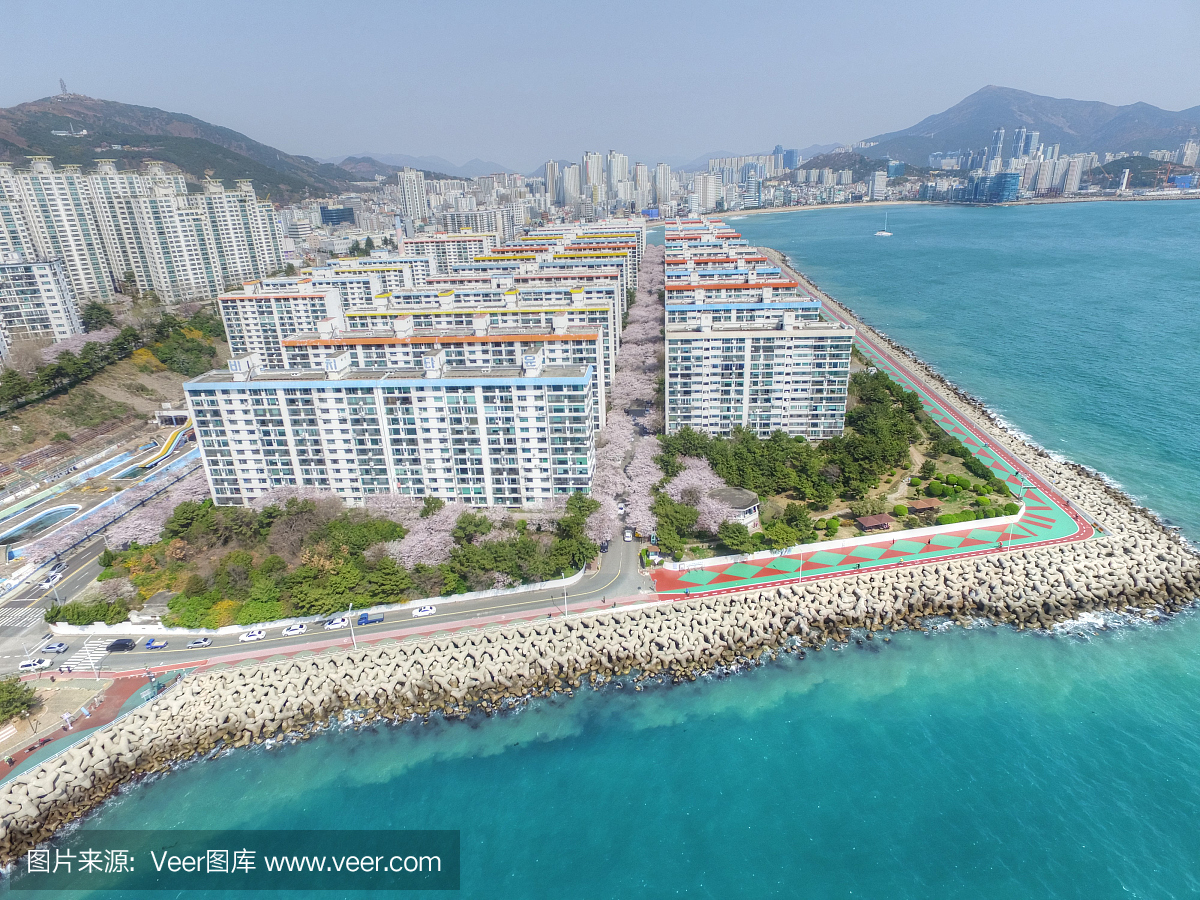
[{"left": 3, "top": 0, "right": 1198, "bottom": 173}]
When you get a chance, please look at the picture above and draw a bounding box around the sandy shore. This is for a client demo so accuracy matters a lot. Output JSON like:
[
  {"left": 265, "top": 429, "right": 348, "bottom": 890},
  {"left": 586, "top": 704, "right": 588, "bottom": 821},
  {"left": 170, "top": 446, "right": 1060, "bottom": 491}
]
[{"left": 689, "top": 191, "right": 1199, "bottom": 222}]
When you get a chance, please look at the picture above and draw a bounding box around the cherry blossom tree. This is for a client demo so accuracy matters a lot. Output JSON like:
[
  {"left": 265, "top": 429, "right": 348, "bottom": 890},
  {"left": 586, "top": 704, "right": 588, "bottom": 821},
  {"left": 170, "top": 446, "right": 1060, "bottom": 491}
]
[
  {"left": 40, "top": 326, "right": 122, "bottom": 363},
  {"left": 623, "top": 440, "right": 663, "bottom": 535}
]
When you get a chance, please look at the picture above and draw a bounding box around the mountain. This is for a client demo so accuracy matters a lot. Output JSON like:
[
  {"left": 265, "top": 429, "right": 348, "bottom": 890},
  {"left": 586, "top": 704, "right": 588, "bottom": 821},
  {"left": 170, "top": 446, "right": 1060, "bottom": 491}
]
[
  {"left": 336, "top": 156, "right": 455, "bottom": 181},
  {"left": 0, "top": 94, "right": 354, "bottom": 202},
  {"left": 338, "top": 152, "right": 515, "bottom": 178},
  {"left": 861, "top": 86, "right": 1200, "bottom": 165}
]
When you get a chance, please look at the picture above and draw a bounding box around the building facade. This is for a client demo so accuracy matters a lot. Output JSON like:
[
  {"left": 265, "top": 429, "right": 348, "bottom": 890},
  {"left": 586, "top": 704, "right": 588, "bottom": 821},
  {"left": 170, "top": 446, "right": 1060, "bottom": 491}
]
[
  {"left": 662, "top": 219, "right": 854, "bottom": 440},
  {"left": 0, "top": 254, "right": 84, "bottom": 361},
  {"left": 186, "top": 348, "right": 596, "bottom": 508}
]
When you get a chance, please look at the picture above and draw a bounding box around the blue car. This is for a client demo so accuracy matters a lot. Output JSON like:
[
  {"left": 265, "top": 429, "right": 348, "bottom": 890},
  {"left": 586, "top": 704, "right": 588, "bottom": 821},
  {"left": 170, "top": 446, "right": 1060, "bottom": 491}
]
[{"left": 145, "top": 638, "right": 168, "bottom": 650}]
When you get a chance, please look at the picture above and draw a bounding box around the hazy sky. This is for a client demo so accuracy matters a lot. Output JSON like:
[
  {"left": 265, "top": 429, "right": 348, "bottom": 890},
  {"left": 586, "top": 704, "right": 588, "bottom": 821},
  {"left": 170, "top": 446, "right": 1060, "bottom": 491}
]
[{"left": 4, "top": 0, "right": 1198, "bottom": 171}]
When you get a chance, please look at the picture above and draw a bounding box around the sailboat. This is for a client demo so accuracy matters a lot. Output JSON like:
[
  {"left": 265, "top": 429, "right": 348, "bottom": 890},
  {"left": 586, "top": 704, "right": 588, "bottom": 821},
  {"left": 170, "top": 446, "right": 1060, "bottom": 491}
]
[{"left": 874, "top": 212, "right": 892, "bottom": 236}]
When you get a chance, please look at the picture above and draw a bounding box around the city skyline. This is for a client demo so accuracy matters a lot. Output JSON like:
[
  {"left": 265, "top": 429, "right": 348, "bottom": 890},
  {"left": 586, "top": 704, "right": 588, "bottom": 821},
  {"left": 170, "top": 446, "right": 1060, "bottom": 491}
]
[{"left": 3, "top": 0, "right": 1198, "bottom": 172}]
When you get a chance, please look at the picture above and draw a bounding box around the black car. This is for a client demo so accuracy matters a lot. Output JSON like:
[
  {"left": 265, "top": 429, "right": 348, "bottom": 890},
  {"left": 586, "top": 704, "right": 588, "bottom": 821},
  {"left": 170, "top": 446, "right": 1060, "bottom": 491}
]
[
  {"left": 105, "top": 638, "right": 136, "bottom": 652},
  {"left": 600, "top": 539, "right": 610, "bottom": 553}
]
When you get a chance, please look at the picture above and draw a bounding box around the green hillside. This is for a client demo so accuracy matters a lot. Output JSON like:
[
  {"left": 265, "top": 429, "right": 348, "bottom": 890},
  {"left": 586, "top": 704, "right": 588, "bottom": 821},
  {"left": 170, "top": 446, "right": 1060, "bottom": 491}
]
[{"left": 0, "top": 96, "right": 354, "bottom": 203}]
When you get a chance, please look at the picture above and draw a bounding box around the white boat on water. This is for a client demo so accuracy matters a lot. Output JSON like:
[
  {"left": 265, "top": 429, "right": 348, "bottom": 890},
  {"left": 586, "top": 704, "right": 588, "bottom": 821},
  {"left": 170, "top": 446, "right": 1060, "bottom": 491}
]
[{"left": 875, "top": 212, "right": 892, "bottom": 236}]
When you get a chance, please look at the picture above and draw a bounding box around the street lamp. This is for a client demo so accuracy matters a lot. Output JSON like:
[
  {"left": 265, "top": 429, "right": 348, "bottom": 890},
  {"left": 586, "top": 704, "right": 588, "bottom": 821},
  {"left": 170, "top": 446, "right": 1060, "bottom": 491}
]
[
  {"left": 1007, "top": 475, "right": 1029, "bottom": 553},
  {"left": 348, "top": 603, "right": 358, "bottom": 650}
]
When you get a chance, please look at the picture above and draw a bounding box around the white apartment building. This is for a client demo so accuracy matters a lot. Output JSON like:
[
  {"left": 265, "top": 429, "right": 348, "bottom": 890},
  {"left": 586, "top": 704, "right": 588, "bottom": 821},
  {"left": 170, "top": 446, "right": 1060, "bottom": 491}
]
[
  {"left": 399, "top": 231, "right": 499, "bottom": 274},
  {"left": 186, "top": 347, "right": 596, "bottom": 508},
  {"left": 0, "top": 200, "right": 33, "bottom": 257},
  {"left": 0, "top": 158, "right": 114, "bottom": 302},
  {"left": 0, "top": 254, "right": 84, "bottom": 361},
  {"left": 219, "top": 280, "right": 343, "bottom": 368},
  {"left": 0, "top": 159, "right": 282, "bottom": 304},
  {"left": 307, "top": 253, "right": 433, "bottom": 305},
  {"left": 396, "top": 168, "right": 430, "bottom": 222},
  {"left": 869, "top": 171, "right": 888, "bottom": 200},
  {"left": 663, "top": 219, "right": 854, "bottom": 439}
]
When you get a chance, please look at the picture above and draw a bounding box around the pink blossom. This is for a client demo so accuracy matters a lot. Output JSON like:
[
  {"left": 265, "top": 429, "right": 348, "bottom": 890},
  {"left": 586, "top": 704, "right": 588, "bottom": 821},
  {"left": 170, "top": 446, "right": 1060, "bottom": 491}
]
[
  {"left": 41, "top": 326, "right": 122, "bottom": 363},
  {"left": 623, "top": 440, "right": 662, "bottom": 535}
]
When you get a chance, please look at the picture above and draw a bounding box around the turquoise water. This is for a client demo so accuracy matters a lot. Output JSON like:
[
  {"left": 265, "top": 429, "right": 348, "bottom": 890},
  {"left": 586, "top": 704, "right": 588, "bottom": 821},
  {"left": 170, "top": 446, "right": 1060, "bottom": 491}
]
[
  {"left": 736, "top": 201, "right": 1200, "bottom": 537},
  {"left": 16, "top": 201, "right": 1200, "bottom": 899}
]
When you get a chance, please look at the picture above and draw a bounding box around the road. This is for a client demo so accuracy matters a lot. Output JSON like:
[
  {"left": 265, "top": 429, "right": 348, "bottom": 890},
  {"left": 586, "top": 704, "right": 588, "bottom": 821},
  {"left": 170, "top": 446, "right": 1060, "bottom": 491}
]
[
  {"left": 0, "top": 537, "right": 106, "bottom": 670},
  {"left": 0, "top": 533, "right": 651, "bottom": 677}
]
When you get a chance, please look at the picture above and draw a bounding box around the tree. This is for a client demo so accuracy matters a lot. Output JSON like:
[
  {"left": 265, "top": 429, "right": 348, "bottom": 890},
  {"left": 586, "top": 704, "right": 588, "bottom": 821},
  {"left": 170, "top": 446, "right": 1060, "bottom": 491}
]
[
  {"left": 80, "top": 300, "right": 116, "bottom": 332},
  {"left": 717, "top": 521, "right": 755, "bottom": 553},
  {"left": 364, "top": 236, "right": 375, "bottom": 253},
  {"left": 849, "top": 498, "right": 885, "bottom": 517},
  {"left": 0, "top": 675, "right": 36, "bottom": 724},
  {"left": 0, "top": 368, "right": 30, "bottom": 409},
  {"left": 763, "top": 519, "right": 801, "bottom": 549},
  {"left": 283, "top": 263, "right": 297, "bottom": 276},
  {"left": 420, "top": 495, "right": 445, "bottom": 518},
  {"left": 919, "top": 459, "right": 937, "bottom": 479},
  {"left": 348, "top": 240, "right": 362, "bottom": 256}
]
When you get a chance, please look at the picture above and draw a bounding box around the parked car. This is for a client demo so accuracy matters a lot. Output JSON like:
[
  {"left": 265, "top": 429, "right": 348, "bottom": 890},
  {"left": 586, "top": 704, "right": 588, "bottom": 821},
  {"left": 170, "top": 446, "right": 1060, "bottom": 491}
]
[
  {"left": 50, "top": 562, "right": 69, "bottom": 574},
  {"left": 18, "top": 659, "right": 50, "bottom": 672},
  {"left": 600, "top": 539, "right": 610, "bottom": 553},
  {"left": 412, "top": 605, "right": 437, "bottom": 618},
  {"left": 324, "top": 617, "right": 349, "bottom": 630},
  {"left": 238, "top": 630, "right": 266, "bottom": 643},
  {"left": 43, "top": 642, "right": 68, "bottom": 654},
  {"left": 282, "top": 624, "right": 307, "bottom": 637},
  {"left": 356, "top": 612, "right": 383, "bottom": 626},
  {"left": 185, "top": 638, "right": 212, "bottom": 650},
  {"left": 617, "top": 502, "right": 626, "bottom": 515},
  {"left": 623, "top": 528, "right": 633, "bottom": 542},
  {"left": 145, "top": 639, "right": 168, "bottom": 650},
  {"left": 106, "top": 639, "right": 136, "bottom": 652}
]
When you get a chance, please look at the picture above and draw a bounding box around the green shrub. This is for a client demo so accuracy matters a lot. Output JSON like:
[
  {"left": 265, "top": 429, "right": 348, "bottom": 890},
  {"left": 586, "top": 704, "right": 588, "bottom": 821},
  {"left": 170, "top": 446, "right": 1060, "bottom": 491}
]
[
  {"left": 824, "top": 519, "right": 839, "bottom": 537},
  {"left": 45, "top": 598, "right": 129, "bottom": 626},
  {"left": 1003, "top": 502, "right": 1020, "bottom": 515},
  {"left": 909, "top": 477, "right": 922, "bottom": 486},
  {"left": 893, "top": 505, "right": 908, "bottom": 517}
]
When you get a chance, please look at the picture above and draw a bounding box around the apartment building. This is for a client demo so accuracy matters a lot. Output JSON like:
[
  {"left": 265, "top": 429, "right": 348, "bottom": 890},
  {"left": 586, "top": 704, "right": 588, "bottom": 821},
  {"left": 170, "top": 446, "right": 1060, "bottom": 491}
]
[
  {"left": 0, "top": 159, "right": 114, "bottom": 302},
  {"left": 218, "top": 280, "right": 343, "bottom": 367},
  {"left": 0, "top": 253, "right": 84, "bottom": 361},
  {"left": 399, "top": 231, "right": 499, "bottom": 274},
  {"left": 663, "top": 218, "right": 854, "bottom": 440},
  {"left": 0, "top": 159, "right": 282, "bottom": 304},
  {"left": 186, "top": 347, "right": 596, "bottom": 508}
]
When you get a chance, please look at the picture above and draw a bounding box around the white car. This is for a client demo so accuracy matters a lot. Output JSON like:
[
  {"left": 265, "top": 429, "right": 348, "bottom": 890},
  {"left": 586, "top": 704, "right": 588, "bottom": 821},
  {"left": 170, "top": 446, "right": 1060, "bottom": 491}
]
[
  {"left": 19, "top": 658, "right": 50, "bottom": 672},
  {"left": 623, "top": 528, "right": 633, "bottom": 542},
  {"left": 324, "top": 617, "right": 348, "bottom": 630},
  {"left": 282, "top": 623, "right": 307, "bottom": 637},
  {"left": 412, "top": 605, "right": 437, "bottom": 618},
  {"left": 238, "top": 629, "right": 266, "bottom": 643},
  {"left": 617, "top": 502, "right": 626, "bottom": 515},
  {"left": 37, "top": 572, "right": 64, "bottom": 590}
]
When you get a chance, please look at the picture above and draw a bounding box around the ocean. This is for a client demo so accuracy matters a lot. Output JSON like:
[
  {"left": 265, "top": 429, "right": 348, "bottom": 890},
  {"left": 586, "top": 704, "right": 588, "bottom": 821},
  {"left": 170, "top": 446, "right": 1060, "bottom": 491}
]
[{"left": 18, "top": 200, "right": 1200, "bottom": 899}]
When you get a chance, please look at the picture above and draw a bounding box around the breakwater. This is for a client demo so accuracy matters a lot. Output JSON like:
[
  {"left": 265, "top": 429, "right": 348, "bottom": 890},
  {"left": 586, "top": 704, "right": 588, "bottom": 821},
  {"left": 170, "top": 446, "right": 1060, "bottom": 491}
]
[{"left": 2, "top": 513, "right": 1197, "bottom": 863}]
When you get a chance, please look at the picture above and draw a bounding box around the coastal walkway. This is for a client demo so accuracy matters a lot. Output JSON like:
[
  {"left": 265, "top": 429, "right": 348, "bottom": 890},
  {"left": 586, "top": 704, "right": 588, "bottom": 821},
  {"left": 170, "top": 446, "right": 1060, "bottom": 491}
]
[{"left": 651, "top": 280, "right": 1094, "bottom": 597}]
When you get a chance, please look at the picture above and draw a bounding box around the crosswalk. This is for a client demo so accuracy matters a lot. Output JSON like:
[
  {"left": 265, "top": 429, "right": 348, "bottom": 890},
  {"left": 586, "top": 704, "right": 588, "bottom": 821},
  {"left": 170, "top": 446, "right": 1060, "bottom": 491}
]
[
  {"left": 0, "top": 605, "right": 44, "bottom": 628},
  {"left": 61, "top": 638, "right": 108, "bottom": 672}
]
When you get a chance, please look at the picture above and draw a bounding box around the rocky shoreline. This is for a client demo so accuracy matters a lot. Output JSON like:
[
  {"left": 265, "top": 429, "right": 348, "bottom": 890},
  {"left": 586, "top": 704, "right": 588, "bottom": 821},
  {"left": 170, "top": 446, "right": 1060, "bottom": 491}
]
[{"left": 2, "top": 241, "right": 1198, "bottom": 866}]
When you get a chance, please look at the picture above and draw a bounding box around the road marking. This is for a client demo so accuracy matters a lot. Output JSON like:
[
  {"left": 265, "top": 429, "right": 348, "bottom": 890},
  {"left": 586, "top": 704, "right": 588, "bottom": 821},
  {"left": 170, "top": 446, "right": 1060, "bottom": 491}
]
[
  {"left": 0, "top": 607, "right": 43, "bottom": 628},
  {"left": 61, "top": 638, "right": 108, "bottom": 672},
  {"left": 0, "top": 723, "right": 15, "bottom": 742}
]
